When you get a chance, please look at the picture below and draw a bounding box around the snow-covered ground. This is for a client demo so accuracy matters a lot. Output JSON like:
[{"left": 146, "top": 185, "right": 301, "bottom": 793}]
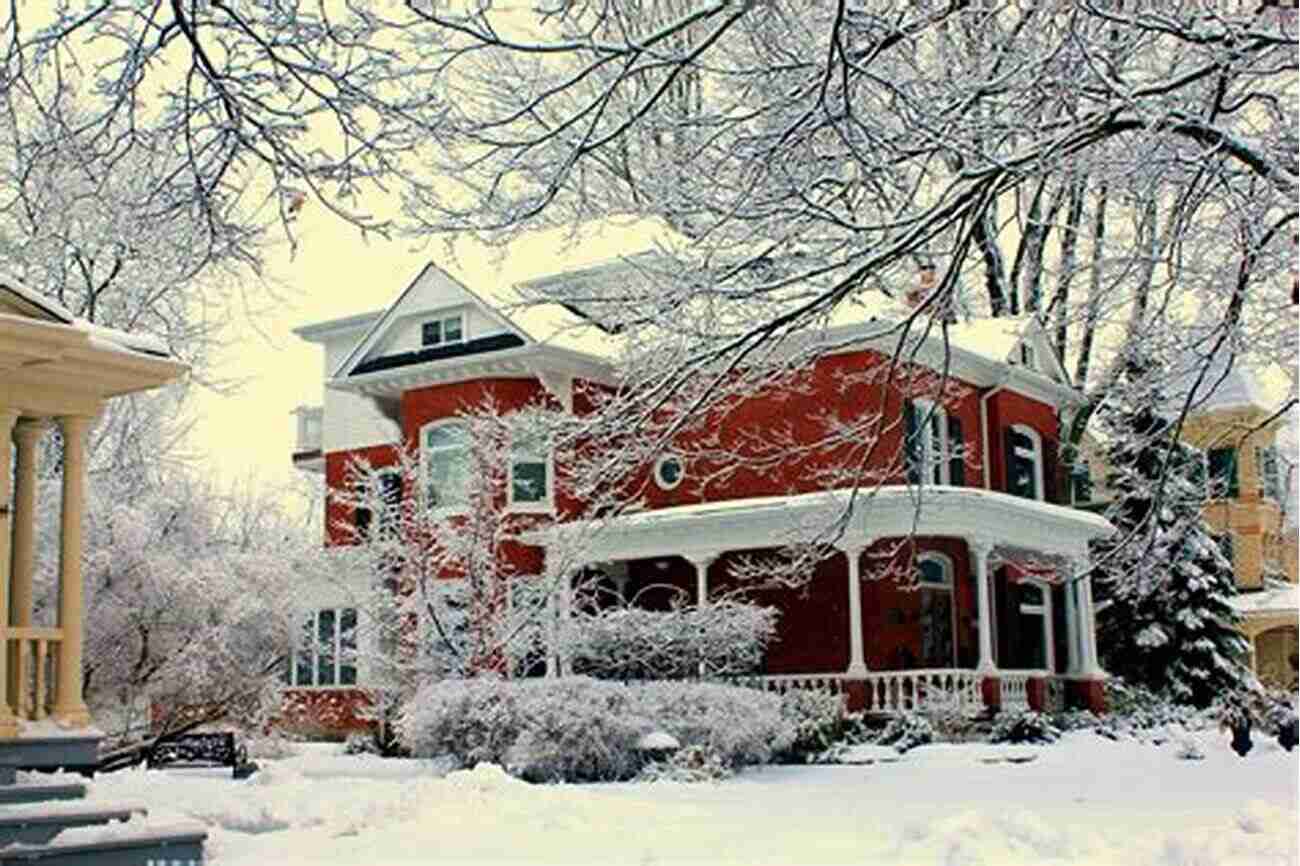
[{"left": 78, "top": 730, "right": 1296, "bottom": 866}]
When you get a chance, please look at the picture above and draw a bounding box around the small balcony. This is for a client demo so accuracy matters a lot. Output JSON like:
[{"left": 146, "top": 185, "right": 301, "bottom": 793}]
[{"left": 291, "top": 405, "right": 324, "bottom": 472}]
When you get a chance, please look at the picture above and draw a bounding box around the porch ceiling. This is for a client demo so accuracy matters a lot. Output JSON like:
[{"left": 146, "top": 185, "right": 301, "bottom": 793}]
[{"left": 546, "top": 485, "right": 1114, "bottom": 564}]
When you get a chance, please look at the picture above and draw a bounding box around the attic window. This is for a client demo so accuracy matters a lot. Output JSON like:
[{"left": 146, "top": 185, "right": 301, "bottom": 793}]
[
  {"left": 1019, "top": 343, "right": 1035, "bottom": 368},
  {"left": 422, "top": 315, "right": 464, "bottom": 347}
]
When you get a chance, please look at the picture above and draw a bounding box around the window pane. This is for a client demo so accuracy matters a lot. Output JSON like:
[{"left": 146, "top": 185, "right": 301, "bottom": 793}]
[
  {"left": 443, "top": 316, "right": 463, "bottom": 342},
  {"left": 318, "top": 609, "right": 337, "bottom": 686},
  {"left": 918, "top": 558, "right": 948, "bottom": 585},
  {"left": 424, "top": 424, "right": 470, "bottom": 508},
  {"left": 422, "top": 320, "right": 442, "bottom": 346},
  {"left": 1019, "top": 583, "right": 1044, "bottom": 605},
  {"left": 296, "top": 614, "right": 315, "bottom": 686},
  {"left": 513, "top": 461, "right": 548, "bottom": 502},
  {"left": 339, "top": 608, "right": 357, "bottom": 686}
]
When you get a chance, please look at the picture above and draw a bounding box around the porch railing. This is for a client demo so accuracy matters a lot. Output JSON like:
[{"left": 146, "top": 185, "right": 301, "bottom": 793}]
[
  {"left": 6, "top": 627, "right": 62, "bottom": 722},
  {"left": 861, "top": 669, "right": 983, "bottom": 716},
  {"left": 736, "top": 672, "right": 846, "bottom": 696},
  {"left": 998, "top": 670, "right": 1033, "bottom": 713}
]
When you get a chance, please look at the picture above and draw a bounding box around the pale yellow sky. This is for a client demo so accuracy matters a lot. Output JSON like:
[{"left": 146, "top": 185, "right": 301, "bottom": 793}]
[{"left": 182, "top": 206, "right": 659, "bottom": 500}]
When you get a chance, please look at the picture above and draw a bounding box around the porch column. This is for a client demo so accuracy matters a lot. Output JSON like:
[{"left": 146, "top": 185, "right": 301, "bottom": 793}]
[
  {"left": 52, "top": 415, "right": 92, "bottom": 727},
  {"left": 971, "top": 538, "right": 996, "bottom": 673},
  {"left": 1063, "top": 572, "right": 1080, "bottom": 673},
  {"left": 839, "top": 543, "right": 868, "bottom": 677},
  {"left": 686, "top": 553, "right": 717, "bottom": 676},
  {"left": 0, "top": 409, "right": 19, "bottom": 736},
  {"left": 1077, "top": 571, "right": 1102, "bottom": 676},
  {"left": 10, "top": 420, "right": 47, "bottom": 631},
  {"left": 687, "top": 553, "right": 717, "bottom": 607}
]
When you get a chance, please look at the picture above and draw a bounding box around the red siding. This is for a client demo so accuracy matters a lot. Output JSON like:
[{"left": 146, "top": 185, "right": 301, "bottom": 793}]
[{"left": 324, "top": 444, "right": 400, "bottom": 546}]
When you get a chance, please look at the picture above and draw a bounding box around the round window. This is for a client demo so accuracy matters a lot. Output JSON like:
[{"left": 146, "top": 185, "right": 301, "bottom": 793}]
[{"left": 654, "top": 454, "right": 685, "bottom": 490}]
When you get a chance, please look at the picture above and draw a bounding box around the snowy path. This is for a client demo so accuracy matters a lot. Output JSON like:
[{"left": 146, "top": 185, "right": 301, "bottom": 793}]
[{"left": 80, "top": 731, "right": 1297, "bottom": 866}]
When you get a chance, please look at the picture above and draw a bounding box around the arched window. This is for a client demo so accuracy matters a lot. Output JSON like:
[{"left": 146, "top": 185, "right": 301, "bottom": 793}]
[
  {"left": 917, "top": 553, "right": 957, "bottom": 668},
  {"left": 421, "top": 421, "right": 470, "bottom": 510},
  {"left": 1007, "top": 424, "right": 1044, "bottom": 501},
  {"left": 1014, "top": 579, "right": 1051, "bottom": 671},
  {"left": 906, "top": 400, "right": 965, "bottom": 486}
]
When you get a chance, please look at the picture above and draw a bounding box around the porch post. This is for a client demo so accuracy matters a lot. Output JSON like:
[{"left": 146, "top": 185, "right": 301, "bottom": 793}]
[
  {"left": 10, "top": 420, "right": 47, "bottom": 632},
  {"left": 840, "top": 543, "right": 868, "bottom": 677},
  {"left": 687, "top": 553, "right": 717, "bottom": 607},
  {"left": 546, "top": 572, "right": 574, "bottom": 679},
  {"left": 1063, "top": 572, "right": 1080, "bottom": 673},
  {"left": 1078, "top": 571, "right": 1102, "bottom": 676},
  {"left": 0, "top": 409, "right": 19, "bottom": 736},
  {"left": 687, "top": 553, "right": 717, "bottom": 676},
  {"left": 971, "top": 538, "right": 996, "bottom": 673},
  {"left": 52, "top": 415, "right": 92, "bottom": 727}
]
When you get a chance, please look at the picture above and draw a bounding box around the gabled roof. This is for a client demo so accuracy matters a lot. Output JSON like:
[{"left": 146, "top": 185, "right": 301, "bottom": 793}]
[
  {"left": 944, "top": 315, "right": 1071, "bottom": 384},
  {"left": 1167, "top": 331, "right": 1294, "bottom": 417},
  {"left": 329, "top": 262, "right": 624, "bottom": 382}
]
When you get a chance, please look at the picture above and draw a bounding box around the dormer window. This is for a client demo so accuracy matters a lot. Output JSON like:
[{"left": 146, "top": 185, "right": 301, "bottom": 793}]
[{"left": 422, "top": 314, "right": 464, "bottom": 347}]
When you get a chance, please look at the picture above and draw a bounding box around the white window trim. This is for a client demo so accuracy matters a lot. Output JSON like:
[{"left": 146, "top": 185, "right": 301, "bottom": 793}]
[
  {"left": 422, "top": 312, "right": 467, "bottom": 348},
  {"left": 421, "top": 419, "right": 470, "bottom": 515},
  {"left": 508, "top": 435, "right": 555, "bottom": 513},
  {"left": 289, "top": 607, "right": 361, "bottom": 689},
  {"left": 653, "top": 453, "right": 686, "bottom": 491},
  {"left": 1010, "top": 424, "right": 1045, "bottom": 502},
  {"left": 915, "top": 399, "right": 951, "bottom": 485},
  {"left": 917, "top": 552, "right": 959, "bottom": 667}
]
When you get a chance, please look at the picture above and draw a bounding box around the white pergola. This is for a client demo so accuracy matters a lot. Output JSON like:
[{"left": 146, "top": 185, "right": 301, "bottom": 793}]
[{"left": 0, "top": 277, "right": 185, "bottom": 736}]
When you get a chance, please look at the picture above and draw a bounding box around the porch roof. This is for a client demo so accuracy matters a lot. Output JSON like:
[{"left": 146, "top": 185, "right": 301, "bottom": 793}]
[{"left": 543, "top": 485, "right": 1113, "bottom": 564}]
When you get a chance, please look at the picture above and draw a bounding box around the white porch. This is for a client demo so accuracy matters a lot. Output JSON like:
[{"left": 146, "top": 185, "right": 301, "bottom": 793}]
[{"left": 543, "top": 485, "right": 1114, "bottom": 714}]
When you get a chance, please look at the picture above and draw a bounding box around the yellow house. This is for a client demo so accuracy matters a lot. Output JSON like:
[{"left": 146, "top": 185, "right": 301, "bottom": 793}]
[
  {"left": 1172, "top": 361, "right": 1298, "bottom": 692},
  {"left": 1075, "top": 353, "right": 1298, "bottom": 691}
]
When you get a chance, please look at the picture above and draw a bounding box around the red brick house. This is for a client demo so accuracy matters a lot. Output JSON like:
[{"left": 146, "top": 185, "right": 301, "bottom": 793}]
[{"left": 289, "top": 258, "right": 1113, "bottom": 724}]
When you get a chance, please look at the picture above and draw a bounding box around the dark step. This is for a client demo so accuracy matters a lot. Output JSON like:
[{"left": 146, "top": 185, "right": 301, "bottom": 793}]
[
  {"left": 0, "top": 787, "right": 84, "bottom": 808},
  {"left": 0, "top": 822, "right": 206, "bottom": 865},
  {"left": 0, "top": 803, "right": 142, "bottom": 846}
]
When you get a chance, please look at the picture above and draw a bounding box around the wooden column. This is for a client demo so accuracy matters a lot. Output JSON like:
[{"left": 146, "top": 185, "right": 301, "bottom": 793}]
[
  {"left": 0, "top": 409, "right": 19, "bottom": 735},
  {"left": 51, "top": 415, "right": 92, "bottom": 727},
  {"left": 10, "top": 420, "right": 46, "bottom": 631}
]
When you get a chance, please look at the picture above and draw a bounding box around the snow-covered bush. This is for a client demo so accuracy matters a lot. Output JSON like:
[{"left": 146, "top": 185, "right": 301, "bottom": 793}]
[
  {"left": 397, "top": 676, "right": 522, "bottom": 768},
  {"left": 567, "top": 601, "right": 778, "bottom": 681},
  {"left": 636, "top": 745, "right": 731, "bottom": 783},
  {"left": 397, "top": 677, "right": 791, "bottom": 781},
  {"left": 875, "top": 713, "right": 934, "bottom": 753},
  {"left": 775, "top": 688, "right": 847, "bottom": 762},
  {"left": 633, "top": 680, "right": 792, "bottom": 768},
  {"left": 504, "top": 680, "right": 647, "bottom": 783},
  {"left": 989, "top": 711, "right": 1060, "bottom": 745}
]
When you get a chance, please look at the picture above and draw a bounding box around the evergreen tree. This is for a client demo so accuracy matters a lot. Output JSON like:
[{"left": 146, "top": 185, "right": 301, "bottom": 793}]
[{"left": 1093, "top": 369, "right": 1254, "bottom": 708}]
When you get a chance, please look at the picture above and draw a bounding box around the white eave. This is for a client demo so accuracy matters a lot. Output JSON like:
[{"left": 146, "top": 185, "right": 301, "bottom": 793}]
[
  {"left": 327, "top": 343, "right": 616, "bottom": 398},
  {"left": 534, "top": 485, "right": 1114, "bottom": 563},
  {"left": 293, "top": 310, "right": 385, "bottom": 344}
]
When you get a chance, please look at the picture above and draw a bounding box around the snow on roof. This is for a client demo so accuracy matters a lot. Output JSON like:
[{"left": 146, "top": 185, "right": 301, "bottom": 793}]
[
  {"left": 1229, "top": 582, "right": 1300, "bottom": 616},
  {"left": 943, "top": 317, "right": 1030, "bottom": 366},
  {"left": 0, "top": 268, "right": 75, "bottom": 323},
  {"left": 1, "top": 269, "right": 173, "bottom": 359},
  {"left": 1166, "top": 330, "right": 1294, "bottom": 416}
]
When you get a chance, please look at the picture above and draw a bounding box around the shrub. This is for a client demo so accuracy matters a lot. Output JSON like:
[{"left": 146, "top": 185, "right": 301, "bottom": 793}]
[
  {"left": 636, "top": 745, "right": 730, "bottom": 783},
  {"left": 397, "top": 677, "right": 792, "bottom": 782},
  {"left": 774, "top": 688, "right": 846, "bottom": 762},
  {"left": 989, "top": 710, "right": 1060, "bottom": 745},
  {"left": 504, "top": 680, "right": 647, "bottom": 783},
  {"left": 567, "top": 601, "right": 778, "bottom": 680},
  {"left": 396, "top": 676, "right": 522, "bottom": 767},
  {"left": 875, "top": 712, "right": 933, "bottom": 753},
  {"left": 634, "top": 680, "right": 792, "bottom": 768}
]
